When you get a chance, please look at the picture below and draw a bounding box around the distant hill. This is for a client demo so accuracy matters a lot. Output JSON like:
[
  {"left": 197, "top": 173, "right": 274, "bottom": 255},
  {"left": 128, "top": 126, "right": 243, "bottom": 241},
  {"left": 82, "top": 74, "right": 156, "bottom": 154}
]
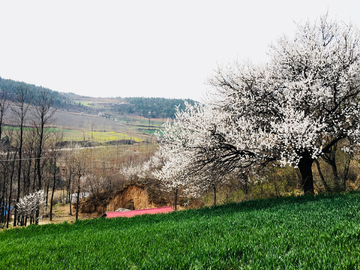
[
  {"left": 0, "top": 77, "right": 198, "bottom": 119},
  {"left": 0, "top": 76, "right": 70, "bottom": 107}
]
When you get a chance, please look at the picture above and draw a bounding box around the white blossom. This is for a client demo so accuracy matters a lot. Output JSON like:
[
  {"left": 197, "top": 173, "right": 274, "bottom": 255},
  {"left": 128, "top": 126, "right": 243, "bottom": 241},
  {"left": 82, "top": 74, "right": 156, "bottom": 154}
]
[
  {"left": 16, "top": 190, "right": 46, "bottom": 220},
  {"left": 156, "top": 14, "right": 360, "bottom": 195}
]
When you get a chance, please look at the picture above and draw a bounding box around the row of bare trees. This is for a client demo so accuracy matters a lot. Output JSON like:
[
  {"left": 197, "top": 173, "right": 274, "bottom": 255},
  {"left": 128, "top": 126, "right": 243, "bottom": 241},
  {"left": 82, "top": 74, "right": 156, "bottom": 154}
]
[
  {"left": 0, "top": 87, "right": 60, "bottom": 228},
  {"left": 0, "top": 87, "right": 163, "bottom": 228}
]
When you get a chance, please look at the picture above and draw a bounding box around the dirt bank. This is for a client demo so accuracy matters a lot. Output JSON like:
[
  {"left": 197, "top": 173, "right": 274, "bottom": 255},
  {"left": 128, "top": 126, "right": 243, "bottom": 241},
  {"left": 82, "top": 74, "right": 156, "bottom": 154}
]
[{"left": 79, "top": 184, "right": 169, "bottom": 214}]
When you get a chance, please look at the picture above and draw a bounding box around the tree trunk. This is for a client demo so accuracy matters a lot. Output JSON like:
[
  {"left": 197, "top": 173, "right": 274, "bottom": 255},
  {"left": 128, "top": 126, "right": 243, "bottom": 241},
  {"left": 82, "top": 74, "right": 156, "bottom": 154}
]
[
  {"left": 45, "top": 181, "right": 49, "bottom": 212},
  {"left": 35, "top": 131, "right": 43, "bottom": 225},
  {"left": 14, "top": 124, "right": 24, "bottom": 227},
  {"left": 298, "top": 157, "right": 315, "bottom": 195},
  {"left": 314, "top": 159, "right": 330, "bottom": 192},
  {"left": 50, "top": 168, "right": 56, "bottom": 221},
  {"left": 76, "top": 181, "right": 80, "bottom": 221},
  {"left": 24, "top": 159, "right": 32, "bottom": 196},
  {"left": 213, "top": 184, "right": 217, "bottom": 206},
  {"left": 0, "top": 169, "right": 6, "bottom": 225},
  {"left": 342, "top": 157, "right": 351, "bottom": 190},
  {"left": 329, "top": 159, "right": 341, "bottom": 191},
  {"left": 273, "top": 176, "right": 279, "bottom": 197},
  {"left": 69, "top": 177, "right": 73, "bottom": 216},
  {"left": 173, "top": 188, "right": 178, "bottom": 211},
  {"left": 32, "top": 161, "right": 37, "bottom": 194},
  {"left": 6, "top": 159, "right": 16, "bottom": 228}
]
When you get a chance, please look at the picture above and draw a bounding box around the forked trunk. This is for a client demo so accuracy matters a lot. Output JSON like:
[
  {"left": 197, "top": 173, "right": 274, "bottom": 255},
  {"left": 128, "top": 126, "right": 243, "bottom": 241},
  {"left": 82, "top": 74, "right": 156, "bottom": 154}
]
[{"left": 298, "top": 157, "right": 314, "bottom": 195}]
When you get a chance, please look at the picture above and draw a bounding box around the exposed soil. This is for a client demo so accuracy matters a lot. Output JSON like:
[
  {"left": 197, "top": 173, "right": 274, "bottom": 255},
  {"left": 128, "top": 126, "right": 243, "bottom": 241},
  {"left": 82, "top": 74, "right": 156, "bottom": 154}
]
[
  {"left": 79, "top": 184, "right": 169, "bottom": 214},
  {"left": 33, "top": 183, "right": 201, "bottom": 226}
]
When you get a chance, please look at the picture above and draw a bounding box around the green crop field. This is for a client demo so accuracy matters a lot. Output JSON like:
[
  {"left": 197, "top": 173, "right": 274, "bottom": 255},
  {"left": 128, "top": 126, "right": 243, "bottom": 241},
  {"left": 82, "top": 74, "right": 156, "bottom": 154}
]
[
  {"left": 2, "top": 192, "right": 360, "bottom": 269},
  {"left": 115, "top": 115, "right": 166, "bottom": 127},
  {"left": 2, "top": 125, "right": 145, "bottom": 144},
  {"left": 2, "top": 126, "right": 73, "bottom": 133}
]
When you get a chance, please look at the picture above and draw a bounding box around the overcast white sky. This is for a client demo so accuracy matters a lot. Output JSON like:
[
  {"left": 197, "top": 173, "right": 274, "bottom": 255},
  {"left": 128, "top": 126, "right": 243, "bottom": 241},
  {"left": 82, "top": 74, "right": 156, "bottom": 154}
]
[{"left": 0, "top": 1, "right": 359, "bottom": 101}]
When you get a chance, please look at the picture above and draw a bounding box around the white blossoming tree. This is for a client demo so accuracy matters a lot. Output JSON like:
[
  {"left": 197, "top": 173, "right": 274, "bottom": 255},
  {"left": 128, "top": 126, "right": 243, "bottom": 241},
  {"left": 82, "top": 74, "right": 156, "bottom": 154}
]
[
  {"left": 16, "top": 190, "right": 46, "bottom": 226},
  {"left": 156, "top": 104, "right": 231, "bottom": 205},
  {"left": 158, "top": 14, "right": 360, "bottom": 195},
  {"left": 152, "top": 149, "right": 197, "bottom": 210}
]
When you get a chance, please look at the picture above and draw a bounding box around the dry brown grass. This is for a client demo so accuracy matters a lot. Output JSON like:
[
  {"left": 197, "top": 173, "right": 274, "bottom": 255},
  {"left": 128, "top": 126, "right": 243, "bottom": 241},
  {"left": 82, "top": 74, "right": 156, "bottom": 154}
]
[{"left": 39, "top": 203, "right": 102, "bottom": 225}]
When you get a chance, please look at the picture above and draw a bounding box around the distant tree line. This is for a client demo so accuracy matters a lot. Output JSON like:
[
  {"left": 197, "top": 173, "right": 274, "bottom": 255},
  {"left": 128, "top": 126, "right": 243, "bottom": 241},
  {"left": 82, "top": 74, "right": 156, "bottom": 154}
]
[
  {"left": 0, "top": 77, "right": 199, "bottom": 119},
  {"left": 0, "top": 77, "right": 70, "bottom": 108},
  {"left": 116, "top": 97, "right": 198, "bottom": 119}
]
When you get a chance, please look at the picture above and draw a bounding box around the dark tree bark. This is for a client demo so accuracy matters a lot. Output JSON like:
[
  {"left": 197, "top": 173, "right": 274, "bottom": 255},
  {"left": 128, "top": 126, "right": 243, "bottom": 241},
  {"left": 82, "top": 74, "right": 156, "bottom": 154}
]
[
  {"left": 298, "top": 157, "right": 314, "bottom": 195},
  {"left": 273, "top": 176, "right": 280, "bottom": 197},
  {"left": 213, "top": 184, "right": 217, "bottom": 206},
  {"left": 0, "top": 91, "right": 9, "bottom": 226},
  {"left": 23, "top": 156, "right": 33, "bottom": 198},
  {"left": 50, "top": 162, "right": 57, "bottom": 221},
  {"left": 0, "top": 154, "right": 9, "bottom": 225},
  {"left": 314, "top": 159, "right": 330, "bottom": 192},
  {"left": 6, "top": 156, "right": 16, "bottom": 228},
  {"left": 342, "top": 158, "right": 351, "bottom": 190},
  {"left": 173, "top": 188, "right": 178, "bottom": 211},
  {"left": 76, "top": 178, "right": 81, "bottom": 221},
  {"left": 66, "top": 166, "right": 73, "bottom": 215},
  {"left": 49, "top": 132, "right": 63, "bottom": 221},
  {"left": 323, "top": 144, "right": 341, "bottom": 191}
]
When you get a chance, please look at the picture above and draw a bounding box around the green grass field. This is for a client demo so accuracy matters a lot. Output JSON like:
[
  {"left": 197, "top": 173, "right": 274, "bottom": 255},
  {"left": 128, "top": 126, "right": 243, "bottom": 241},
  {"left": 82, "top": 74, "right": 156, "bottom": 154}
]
[
  {"left": 115, "top": 115, "right": 166, "bottom": 129},
  {"left": 3, "top": 126, "right": 144, "bottom": 143},
  {"left": 2, "top": 114, "right": 162, "bottom": 140},
  {"left": 2, "top": 192, "right": 360, "bottom": 269},
  {"left": 2, "top": 126, "right": 71, "bottom": 133}
]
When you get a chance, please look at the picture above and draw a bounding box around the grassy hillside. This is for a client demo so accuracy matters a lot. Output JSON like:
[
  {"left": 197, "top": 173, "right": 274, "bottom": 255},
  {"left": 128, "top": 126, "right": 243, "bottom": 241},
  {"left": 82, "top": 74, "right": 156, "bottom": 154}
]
[{"left": 2, "top": 192, "right": 360, "bottom": 269}]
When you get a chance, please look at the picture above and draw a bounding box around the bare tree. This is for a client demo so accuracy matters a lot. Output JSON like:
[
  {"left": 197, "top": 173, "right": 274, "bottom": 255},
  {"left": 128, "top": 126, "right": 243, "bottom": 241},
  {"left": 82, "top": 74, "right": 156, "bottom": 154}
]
[
  {"left": 32, "top": 89, "right": 57, "bottom": 224},
  {"left": 48, "top": 132, "right": 63, "bottom": 221},
  {"left": 0, "top": 89, "right": 9, "bottom": 227},
  {"left": 0, "top": 89, "right": 9, "bottom": 140},
  {"left": 0, "top": 130, "right": 17, "bottom": 228},
  {"left": 72, "top": 149, "right": 89, "bottom": 221},
  {"left": 12, "top": 86, "right": 32, "bottom": 226}
]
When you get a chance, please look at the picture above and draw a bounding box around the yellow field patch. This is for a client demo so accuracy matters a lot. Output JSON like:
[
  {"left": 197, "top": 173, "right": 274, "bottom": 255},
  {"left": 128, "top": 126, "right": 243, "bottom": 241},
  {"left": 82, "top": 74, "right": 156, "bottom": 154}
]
[
  {"left": 62, "top": 130, "right": 142, "bottom": 143},
  {"left": 90, "top": 131, "right": 142, "bottom": 142}
]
